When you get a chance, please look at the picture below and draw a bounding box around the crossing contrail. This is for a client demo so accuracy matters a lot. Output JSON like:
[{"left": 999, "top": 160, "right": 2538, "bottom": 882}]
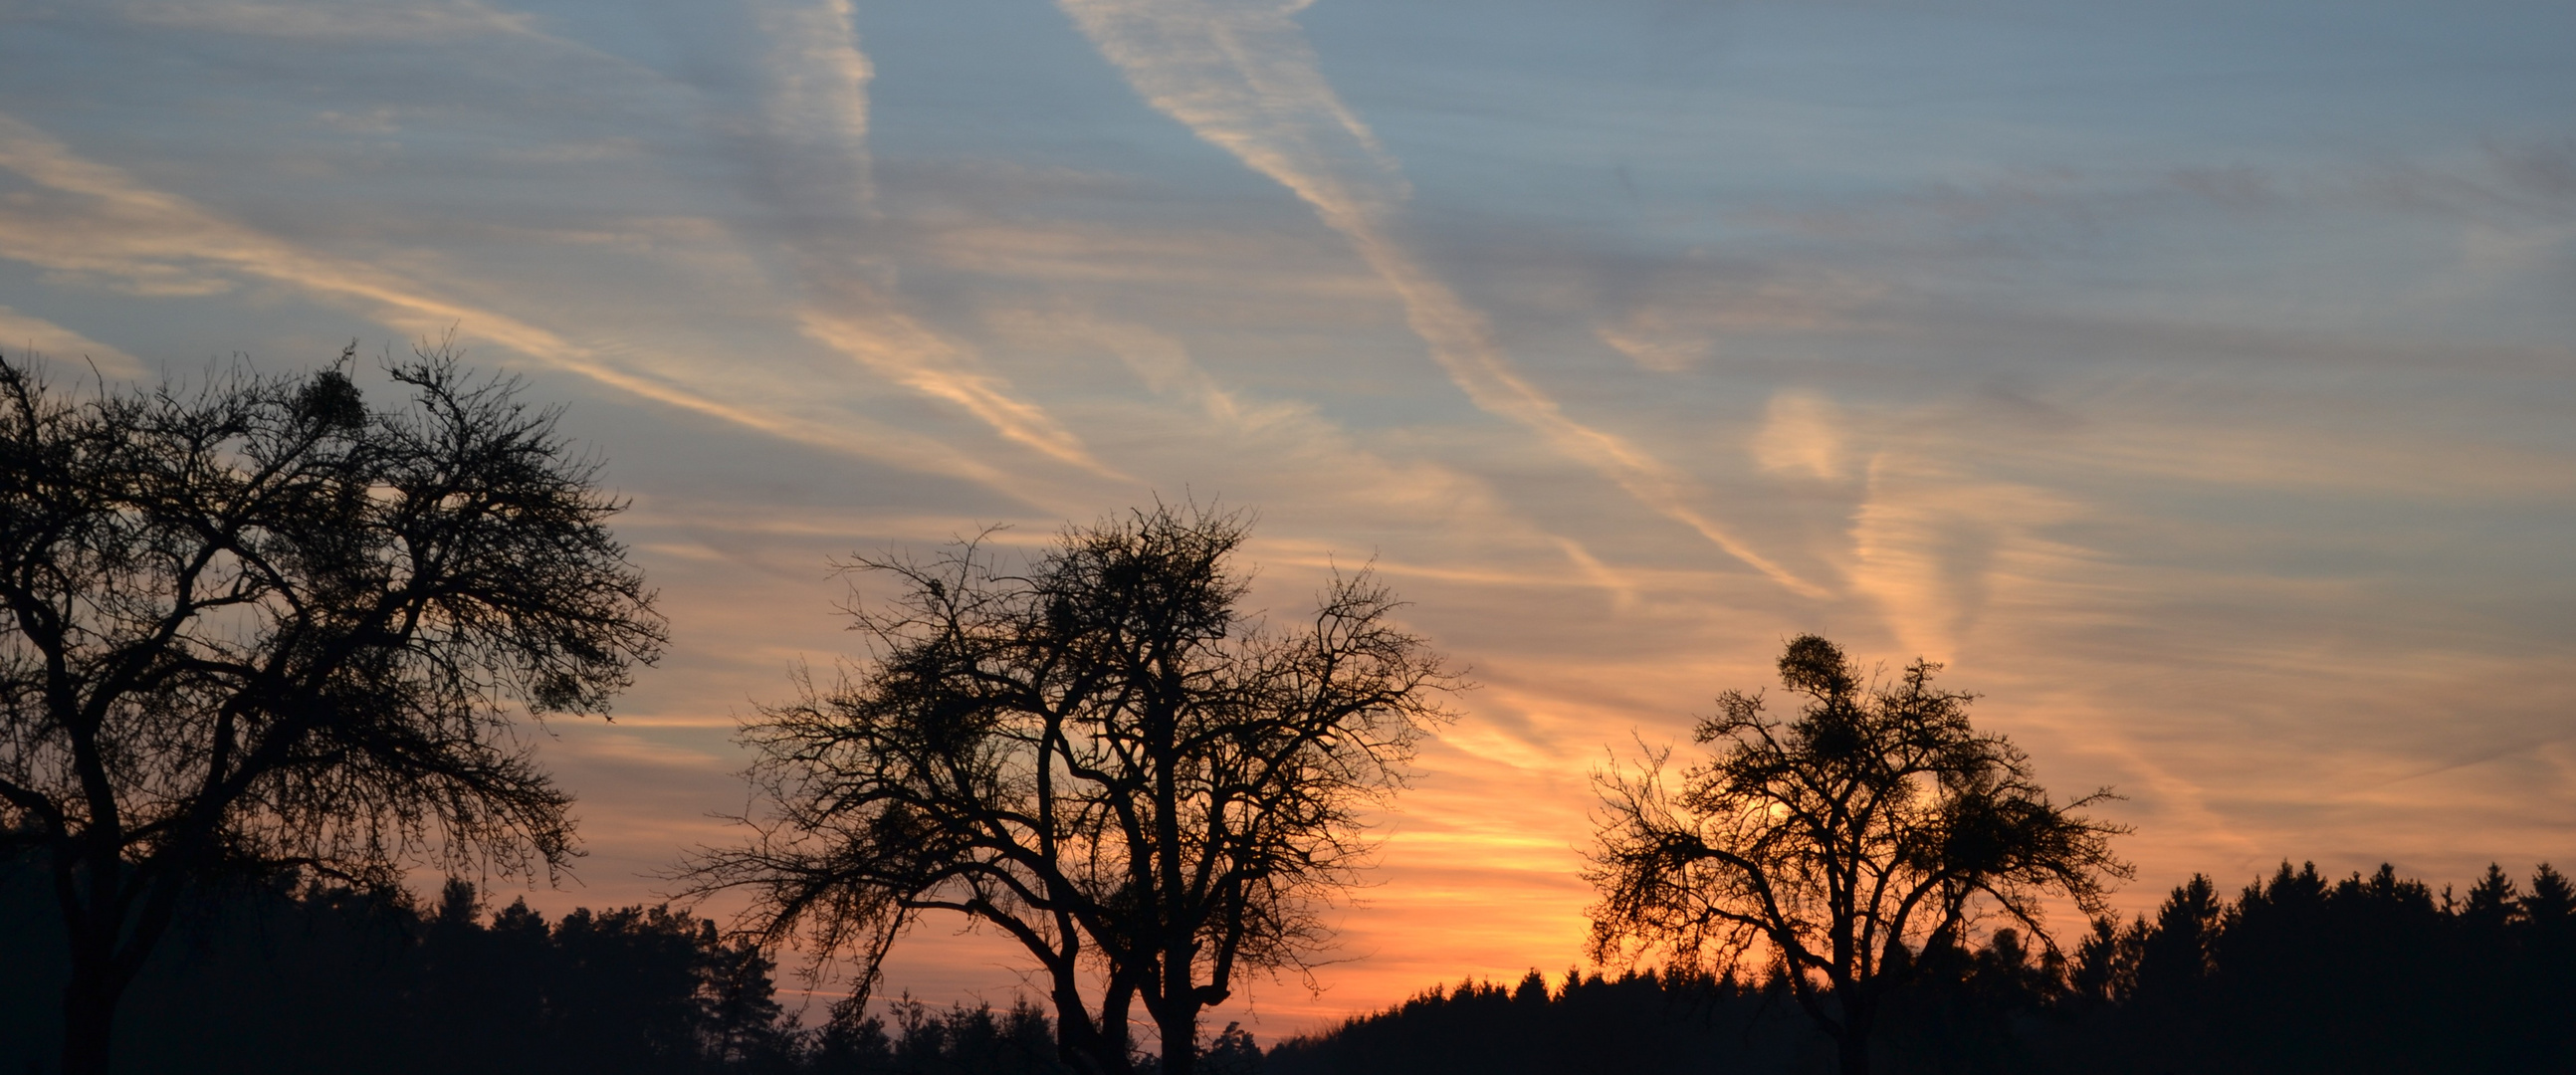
[{"left": 1055, "top": 0, "right": 1822, "bottom": 596}]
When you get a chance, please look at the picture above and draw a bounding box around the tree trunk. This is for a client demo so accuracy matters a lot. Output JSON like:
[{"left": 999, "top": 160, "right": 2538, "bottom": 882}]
[
  {"left": 1158, "top": 1008, "right": 1199, "bottom": 1075},
  {"left": 59, "top": 853, "right": 190, "bottom": 1075},
  {"left": 61, "top": 957, "right": 121, "bottom": 1075},
  {"left": 61, "top": 850, "right": 131, "bottom": 1075},
  {"left": 1834, "top": 1034, "right": 1870, "bottom": 1075},
  {"left": 1056, "top": 1017, "right": 1130, "bottom": 1075},
  {"left": 1834, "top": 994, "right": 1877, "bottom": 1075},
  {"left": 1056, "top": 974, "right": 1137, "bottom": 1075}
]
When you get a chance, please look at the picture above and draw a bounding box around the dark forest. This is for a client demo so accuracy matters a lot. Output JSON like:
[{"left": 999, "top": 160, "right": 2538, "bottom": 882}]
[{"left": 5, "top": 855, "right": 2569, "bottom": 1073}]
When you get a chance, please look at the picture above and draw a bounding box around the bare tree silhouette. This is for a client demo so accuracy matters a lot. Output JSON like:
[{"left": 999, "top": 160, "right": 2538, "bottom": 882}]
[
  {"left": 1586, "top": 635, "right": 2127, "bottom": 1075},
  {"left": 685, "top": 504, "right": 1456, "bottom": 1075},
  {"left": 0, "top": 346, "right": 665, "bottom": 1075}
]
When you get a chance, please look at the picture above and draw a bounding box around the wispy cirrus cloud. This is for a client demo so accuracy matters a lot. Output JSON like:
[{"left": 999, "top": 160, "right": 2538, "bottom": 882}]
[
  {"left": 796, "top": 303, "right": 1117, "bottom": 476},
  {"left": 0, "top": 305, "right": 144, "bottom": 376},
  {"left": 1845, "top": 449, "right": 2088, "bottom": 663},
  {"left": 113, "top": 0, "right": 543, "bottom": 41},
  {"left": 738, "top": 0, "right": 1125, "bottom": 481},
  {"left": 988, "top": 302, "right": 1644, "bottom": 604},
  {"left": 0, "top": 110, "right": 1020, "bottom": 491},
  {"left": 749, "top": 0, "right": 880, "bottom": 211},
  {"left": 1055, "top": 0, "right": 1823, "bottom": 597}
]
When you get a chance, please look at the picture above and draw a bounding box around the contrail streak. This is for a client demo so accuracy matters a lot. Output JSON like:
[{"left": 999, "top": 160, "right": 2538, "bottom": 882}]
[
  {"left": 751, "top": 0, "right": 880, "bottom": 211},
  {"left": 1055, "top": 0, "right": 1821, "bottom": 596},
  {"left": 747, "top": 0, "right": 1127, "bottom": 481},
  {"left": 0, "top": 110, "right": 1021, "bottom": 492}
]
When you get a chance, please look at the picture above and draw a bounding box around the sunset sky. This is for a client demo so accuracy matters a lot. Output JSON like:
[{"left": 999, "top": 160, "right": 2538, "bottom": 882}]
[{"left": 3, "top": 0, "right": 2572, "bottom": 1036}]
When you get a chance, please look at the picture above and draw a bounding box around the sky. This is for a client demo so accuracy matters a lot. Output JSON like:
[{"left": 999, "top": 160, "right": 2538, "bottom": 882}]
[{"left": 3, "top": 0, "right": 2573, "bottom": 1037}]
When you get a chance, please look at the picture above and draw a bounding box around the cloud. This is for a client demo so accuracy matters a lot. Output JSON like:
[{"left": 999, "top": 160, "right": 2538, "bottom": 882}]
[
  {"left": 113, "top": 0, "right": 542, "bottom": 41},
  {"left": 1752, "top": 390, "right": 1848, "bottom": 482},
  {"left": 2486, "top": 136, "right": 2576, "bottom": 204},
  {"left": 0, "top": 306, "right": 144, "bottom": 377},
  {"left": 799, "top": 303, "right": 1119, "bottom": 478},
  {"left": 1055, "top": 0, "right": 1823, "bottom": 597},
  {"left": 2062, "top": 417, "right": 2576, "bottom": 502},
  {"left": 740, "top": 1, "right": 1125, "bottom": 481},
  {"left": 1843, "top": 451, "right": 2070, "bottom": 662},
  {"left": 0, "top": 113, "right": 572, "bottom": 346},
  {"left": 0, "top": 110, "right": 1021, "bottom": 491},
  {"left": 558, "top": 729, "right": 727, "bottom": 769},
  {"left": 1737, "top": 389, "right": 2101, "bottom": 662},
  {"left": 1593, "top": 315, "right": 1708, "bottom": 373},
  {"left": 748, "top": 0, "right": 879, "bottom": 211},
  {"left": 991, "top": 303, "right": 1642, "bottom": 606}
]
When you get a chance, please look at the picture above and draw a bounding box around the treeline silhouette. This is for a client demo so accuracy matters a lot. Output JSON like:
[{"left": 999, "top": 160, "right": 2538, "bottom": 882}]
[
  {"left": 6, "top": 858, "right": 2571, "bottom": 1073},
  {"left": 0, "top": 860, "right": 1091, "bottom": 1075},
  {"left": 1268, "top": 861, "right": 2576, "bottom": 1075},
  {"left": 2037, "top": 861, "right": 2576, "bottom": 1074},
  {"left": 0, "top": 862, "right": 795, "bottom": 1074},
  {"left": 1265, "top": 968, "right": 1819, "bottom": 1074}
]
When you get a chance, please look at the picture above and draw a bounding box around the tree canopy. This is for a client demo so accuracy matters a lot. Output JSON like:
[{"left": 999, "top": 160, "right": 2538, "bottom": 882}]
[
  {"left": 1586, "top": 635, "right": 2128, "bottom": 1075},
  {"left": 0, "top": 347, "right": 666, "bottom": 1075},
  {"left": 688, "top": 504, "right": 1456, "bottom": 1075}
]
